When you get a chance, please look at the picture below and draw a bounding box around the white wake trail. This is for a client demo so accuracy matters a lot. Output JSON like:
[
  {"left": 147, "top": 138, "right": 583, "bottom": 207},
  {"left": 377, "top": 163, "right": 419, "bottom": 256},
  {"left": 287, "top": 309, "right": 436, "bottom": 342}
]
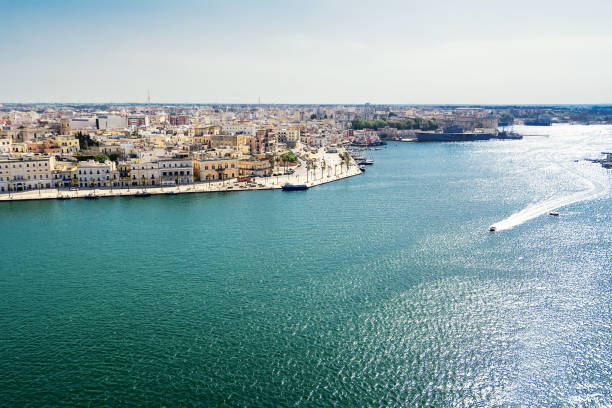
[
  {"left": 491, "top": 154, "right": 608, "bottom": 231},
  {"left": 491, "top": 182, "right": 606, "bottom": 231}
]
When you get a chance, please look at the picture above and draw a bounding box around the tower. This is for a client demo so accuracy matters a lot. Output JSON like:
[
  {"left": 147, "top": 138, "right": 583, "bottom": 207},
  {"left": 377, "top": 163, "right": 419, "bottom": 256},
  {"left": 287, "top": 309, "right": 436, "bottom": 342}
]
[{"left": 60, "top": 118, "right": 71, "bottom": 135}]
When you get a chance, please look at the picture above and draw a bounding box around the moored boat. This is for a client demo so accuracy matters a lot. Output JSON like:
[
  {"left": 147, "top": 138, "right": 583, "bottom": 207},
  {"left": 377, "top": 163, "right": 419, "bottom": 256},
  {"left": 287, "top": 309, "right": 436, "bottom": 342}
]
[
  {"left": 85, "top": 194, "right": 99, "bottom": 199},
  {"left": 135, "top": 191, "right": 151, "bottom": 197},
  {"left": 282, "top": 183, "right": 309, "bottom": 191},
  {"left": 56, "top": 195, "right": 71, "bottom": 200}
]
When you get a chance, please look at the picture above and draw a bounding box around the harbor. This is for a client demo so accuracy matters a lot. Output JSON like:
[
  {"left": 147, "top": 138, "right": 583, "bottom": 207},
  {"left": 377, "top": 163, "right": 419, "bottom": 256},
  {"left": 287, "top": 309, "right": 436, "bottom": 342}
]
[{"left": 0, "top": 149, "right": 362, "bottom": 202}]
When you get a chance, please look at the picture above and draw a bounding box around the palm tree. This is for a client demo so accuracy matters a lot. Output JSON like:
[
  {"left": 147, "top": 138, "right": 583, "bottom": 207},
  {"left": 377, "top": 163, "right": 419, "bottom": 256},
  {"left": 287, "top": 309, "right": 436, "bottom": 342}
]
[{"left": 343, "top": 152, "right": 351, "bottom": 171}]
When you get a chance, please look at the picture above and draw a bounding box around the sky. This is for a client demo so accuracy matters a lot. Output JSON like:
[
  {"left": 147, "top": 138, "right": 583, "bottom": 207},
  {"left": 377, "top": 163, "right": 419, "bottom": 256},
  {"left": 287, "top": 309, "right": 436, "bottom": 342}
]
[{"left": 1, "top": 0, "right": 611, "bottom": 104}]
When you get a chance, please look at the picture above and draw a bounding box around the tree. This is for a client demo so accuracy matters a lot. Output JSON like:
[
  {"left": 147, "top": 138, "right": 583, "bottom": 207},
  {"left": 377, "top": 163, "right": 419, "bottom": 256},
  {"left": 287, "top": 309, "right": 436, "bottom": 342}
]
[
  {"left": 342, "top": 152, "right": 351, "bottom": 171},
  {"left": 76, "top": 132, "right": 101, "bottom": 150}
]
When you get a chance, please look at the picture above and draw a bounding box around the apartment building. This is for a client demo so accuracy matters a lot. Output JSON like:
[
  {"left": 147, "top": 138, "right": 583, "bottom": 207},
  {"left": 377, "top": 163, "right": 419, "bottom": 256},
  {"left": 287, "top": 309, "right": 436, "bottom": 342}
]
[
  {"left": 76, "top": 160, "right": 117, "bottom": 188},
  {"left": 0, "top": 153, "right": 55, "bottom": 192},
  {"left": 157, "top": 157, "right": 194, "bottom": 185},
  {"left": 222, "top": 123, "right": 257, "bottom": 135}
]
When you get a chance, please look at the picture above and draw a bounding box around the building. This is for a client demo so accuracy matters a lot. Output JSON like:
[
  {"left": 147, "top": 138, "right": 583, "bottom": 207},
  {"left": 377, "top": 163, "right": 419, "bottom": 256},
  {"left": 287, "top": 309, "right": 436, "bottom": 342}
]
[
  {"left": 71, "top": 118, "right": 97, "bottom": 129},
  {"left": 97, "top": 115, "right": 127, "bottom": 130},
  {"left": 52, "top": 161, "right": 78, "bottom": 188},
  {"left": 276, "top": 127, "right": 300, "bottom": 148},
  {"left": 60, "top": 117, "right": 71, "bottom": 134},
  {"left": 156, "top": 157, "right": 194, "bottom": 185},
  {"left": 193, "top": 155, "right": 238, "bottom": 181},
  {"left": 0, "top": 153, "right": 55, "bottom": 192},
  {"left": 127, "top": 115, "right": 149, "bottom": 127},
  {"left": 168, "top": 114, "right": 190, "bottom": 126},
  {"left": 250, "top": 130, "right": 277, "bottom": 155},
  {"left": 222, "top": 123, "right": 257, "bottom": 135},
  {"left": 238, "top": 157, "right": 273, "bottom": 177},
  {"left": 54, "top": 135, "right": 80, "bottom": 154},
  {"left": 27, "top": 140, "right": 61, "bottom": 155},
  {"left": 125, "top": 160, "right": 158, "bottom": 186},
  {"left": 76, "top": 160, "right": 117, "bottom": 188},
  {"left": 0, "top": 137, "right": 11, "bottom": 154}
]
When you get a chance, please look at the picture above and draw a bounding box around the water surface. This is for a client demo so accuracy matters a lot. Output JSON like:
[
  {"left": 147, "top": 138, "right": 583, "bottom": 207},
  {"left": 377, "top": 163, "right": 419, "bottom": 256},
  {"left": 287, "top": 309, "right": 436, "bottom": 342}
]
[{"left": 1, "top": 125, "right": 611, "bottom": 406}]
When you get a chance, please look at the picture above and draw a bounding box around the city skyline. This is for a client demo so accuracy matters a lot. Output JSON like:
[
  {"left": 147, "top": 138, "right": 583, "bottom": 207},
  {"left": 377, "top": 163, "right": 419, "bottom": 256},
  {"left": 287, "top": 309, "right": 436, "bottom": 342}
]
[{"left": 2, "top": 0, "right": 612, "bottom": 104}]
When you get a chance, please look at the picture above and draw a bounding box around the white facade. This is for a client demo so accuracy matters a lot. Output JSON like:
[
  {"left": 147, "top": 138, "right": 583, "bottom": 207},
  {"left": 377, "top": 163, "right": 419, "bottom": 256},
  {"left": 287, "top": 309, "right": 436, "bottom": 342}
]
[
  {"left": 0, "top": 154, "right": 55, "bottom": 192},
  {"left": 0, "top": 137, "right": 11, "bottom": 154},
  {"left": 71, "top": 118, "right": 97, "bottom": 129},
  {"left": 222, "top": 123, "right": 257, "bottom": 135},
  {"left": 77, "top": 160, "right": 117, "bottom": 188},
  {"left": 97, "top": 115, "right": 127, "bottom": 130},
  {"left": 157, "top": 157, "right": 194, "bottom": 185}
]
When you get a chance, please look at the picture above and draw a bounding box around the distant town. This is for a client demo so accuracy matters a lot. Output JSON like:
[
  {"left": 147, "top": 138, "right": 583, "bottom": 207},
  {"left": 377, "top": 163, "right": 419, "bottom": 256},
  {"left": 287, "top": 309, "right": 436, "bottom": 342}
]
[{"left": 0, "top": 103, "right": 610, "bottom": 199}]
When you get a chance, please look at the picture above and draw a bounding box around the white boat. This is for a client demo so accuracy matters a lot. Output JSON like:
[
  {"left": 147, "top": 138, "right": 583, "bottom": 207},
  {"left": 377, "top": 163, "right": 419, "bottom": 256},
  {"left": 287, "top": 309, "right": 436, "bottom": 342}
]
[
  {"left": 549, "top": 211, "right": 559, "bottom": 216},
  {"left": 489, "top": 226, "right": 497, "bottom": 232}
]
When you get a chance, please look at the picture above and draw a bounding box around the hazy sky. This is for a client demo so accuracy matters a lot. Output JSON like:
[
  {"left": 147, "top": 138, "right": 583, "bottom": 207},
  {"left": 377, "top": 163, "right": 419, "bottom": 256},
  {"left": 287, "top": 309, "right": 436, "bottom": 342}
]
[{"left": 1, "top": 0, "right": 611, "bottom": 104}]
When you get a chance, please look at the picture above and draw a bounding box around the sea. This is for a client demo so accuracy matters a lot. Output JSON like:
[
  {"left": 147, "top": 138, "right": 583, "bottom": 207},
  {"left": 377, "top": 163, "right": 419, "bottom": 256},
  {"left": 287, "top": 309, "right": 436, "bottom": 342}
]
[{"left": 1, "top": 124, "right": 610, "bottom": 407}]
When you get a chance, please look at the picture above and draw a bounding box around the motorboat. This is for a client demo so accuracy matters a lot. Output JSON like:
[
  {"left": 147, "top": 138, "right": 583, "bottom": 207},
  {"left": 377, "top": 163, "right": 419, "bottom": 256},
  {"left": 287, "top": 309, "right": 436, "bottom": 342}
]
[
  {"left": 549, "top": 211, "right": 559, "bottom": 216},
  {"left": 359, "top": 165, "right": 366, "bottom": 171},
  {"left": 56, "top": 195, "right": 71, "bottom": 200},
  {"left": 359, "top": 160, "right": 374, "bottom": 165},
  {"left": 489, "top": 226, "right": 497, "bottom": 232},
  {"left": 85, "top": 194, "right": 99, "bottom": 199},
  {"left": 135, "top": 191, "right": 151, "bottom": 197}
]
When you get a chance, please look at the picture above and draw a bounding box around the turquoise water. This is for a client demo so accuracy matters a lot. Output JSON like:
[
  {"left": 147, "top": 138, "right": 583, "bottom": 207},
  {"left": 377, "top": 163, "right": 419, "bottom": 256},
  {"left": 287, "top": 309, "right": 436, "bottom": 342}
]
[{"left": 1, "top": 125, "right": 610, "bottom": 407}]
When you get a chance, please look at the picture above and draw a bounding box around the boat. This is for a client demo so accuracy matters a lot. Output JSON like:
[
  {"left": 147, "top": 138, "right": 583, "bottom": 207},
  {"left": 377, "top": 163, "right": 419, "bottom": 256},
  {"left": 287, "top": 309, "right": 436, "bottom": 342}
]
[
  {"left": 165, "top": 191, "right": 176, "bottom": 195},
  {"left": 282, "top": 183, "right": 309, "bottom": 191},
  {"left": 359, "top": 165, "right": 366, "bottom": 171},
  {"left": 549, "top": 211, "right": 559, "bottom": 216},
  {"left": 56, "top": 195, "right": 71, "bottom": 200},
  {"left": 85, "top": 194, "right": 99, "bottom": 200},
  {"left": 135, "top": 191, "right": 151, "bottom": 197},
  {"left": 496, "top": 130, "right": 523, "bottom": 140},
  {"left": 359, "top": 160, "right": 374, "bottom": 165},
  {"left": 489, "top": 226, "right": 497, "bottom": 232}
]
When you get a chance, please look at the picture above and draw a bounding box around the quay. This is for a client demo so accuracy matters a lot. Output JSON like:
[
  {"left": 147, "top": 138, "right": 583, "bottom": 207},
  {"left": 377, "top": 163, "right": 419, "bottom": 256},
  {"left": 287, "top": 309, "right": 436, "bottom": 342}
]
[{"left": 0, "top": 151, "right": 361, "bottom": 202}]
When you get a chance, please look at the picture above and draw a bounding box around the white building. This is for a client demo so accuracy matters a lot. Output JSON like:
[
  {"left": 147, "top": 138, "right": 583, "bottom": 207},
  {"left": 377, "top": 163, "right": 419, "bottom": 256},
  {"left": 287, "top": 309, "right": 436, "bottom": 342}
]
[
  {"left": 71, "top": 118, "right": 97, "bottom": 129},
  {"left": 77, "top": 160, "right": 117, "bottom": 188},
  {"left": 0, "top": 153, "right": 55, "bottom": 192},
  {"left": 97, "top": 115, "right": 127, "bottom": 130},
  {"left": 0, "top": 137, "right": 11, "bottom": 154},
  {"left": 222, "top": 123, "right": 257, "bottom": 135},
  {"left": 156, "top": 157, "right": 194, "bottom": 185}
]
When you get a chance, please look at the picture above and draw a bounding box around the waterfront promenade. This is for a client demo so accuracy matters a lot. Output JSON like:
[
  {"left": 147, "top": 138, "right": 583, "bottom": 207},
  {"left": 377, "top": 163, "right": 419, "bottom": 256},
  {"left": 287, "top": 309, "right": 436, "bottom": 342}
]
[{"left": 0, "top": 150, "right": 361, "bottom": 202}]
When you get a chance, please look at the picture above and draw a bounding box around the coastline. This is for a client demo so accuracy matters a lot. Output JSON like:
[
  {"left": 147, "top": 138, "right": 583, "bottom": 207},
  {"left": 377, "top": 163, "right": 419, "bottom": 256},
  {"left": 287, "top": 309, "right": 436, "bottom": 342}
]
[{"left": 0, "top": 152, "right": 362, "bottom": 202}]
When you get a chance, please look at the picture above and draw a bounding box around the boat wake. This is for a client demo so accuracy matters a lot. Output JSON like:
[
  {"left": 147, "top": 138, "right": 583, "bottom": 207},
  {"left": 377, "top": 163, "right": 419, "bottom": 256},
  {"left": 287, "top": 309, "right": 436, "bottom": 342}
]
[{"left": 490, "top": 160, "right": 608, "bottom": 232}]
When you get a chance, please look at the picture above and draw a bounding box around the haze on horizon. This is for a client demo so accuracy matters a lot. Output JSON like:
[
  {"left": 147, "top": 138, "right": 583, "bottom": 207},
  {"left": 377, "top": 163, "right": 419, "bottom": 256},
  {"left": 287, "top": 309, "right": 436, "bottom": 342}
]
[{"left": 1, "top": 0, "right": 611, "bottom": 105}]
